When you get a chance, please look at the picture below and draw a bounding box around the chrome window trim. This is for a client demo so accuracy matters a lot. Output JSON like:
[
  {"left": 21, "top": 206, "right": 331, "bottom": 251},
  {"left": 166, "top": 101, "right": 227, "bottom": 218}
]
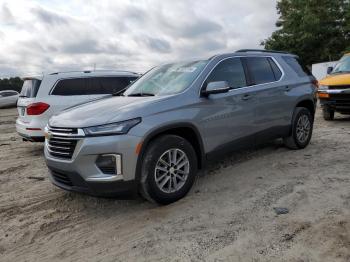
[{"left": 199, "top": 55, "right": 285, "bottom": 95}]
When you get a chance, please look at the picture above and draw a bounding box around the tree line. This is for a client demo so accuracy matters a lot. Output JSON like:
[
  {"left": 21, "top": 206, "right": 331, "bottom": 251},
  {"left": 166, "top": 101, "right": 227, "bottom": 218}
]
[
  {"left": 0, "top": 77, "right": 24, "bottom": 92},
  {"left": 262, "top": 0, "right": 350, "bottom": 66}
]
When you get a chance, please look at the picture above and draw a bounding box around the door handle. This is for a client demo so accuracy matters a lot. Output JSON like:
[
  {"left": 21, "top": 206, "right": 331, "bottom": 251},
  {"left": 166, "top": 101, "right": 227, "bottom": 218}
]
[{"left": 242, "top": 94, "right": 252, "bottom": 100}]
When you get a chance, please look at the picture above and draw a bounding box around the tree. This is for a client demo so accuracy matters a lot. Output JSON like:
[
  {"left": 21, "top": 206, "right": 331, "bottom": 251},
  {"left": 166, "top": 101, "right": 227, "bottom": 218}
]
[
  {"left": 262, "top": 0, "right": 350, "bottom": 65},
  {"left": 0, "top": 77, "right": 24, "bottom": 92}
]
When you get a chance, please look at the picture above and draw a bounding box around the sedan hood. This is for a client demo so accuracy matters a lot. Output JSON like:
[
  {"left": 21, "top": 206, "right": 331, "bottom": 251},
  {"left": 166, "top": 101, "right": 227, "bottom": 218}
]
[{"left": 49, "top": 95, "right": 168, "bottom": 128}]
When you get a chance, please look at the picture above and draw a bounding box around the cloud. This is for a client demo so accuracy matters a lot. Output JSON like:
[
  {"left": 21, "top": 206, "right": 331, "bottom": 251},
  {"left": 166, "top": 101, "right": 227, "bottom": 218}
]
[
  {"left": 0, "top": 0, "right": 278, "bottom": 77},
  {"left": 32, "top": 6, "right": 68, "bottom": 26}
]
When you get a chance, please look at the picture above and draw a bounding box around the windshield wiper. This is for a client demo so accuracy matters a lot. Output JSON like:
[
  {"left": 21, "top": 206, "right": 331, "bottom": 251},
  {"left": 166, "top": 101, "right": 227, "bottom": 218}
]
[
  {"left": 112, "top": 88, "right": 126, "bottom": 96},
  {"left": 127, "top": 93, "right": 155, "bottom": 97}
]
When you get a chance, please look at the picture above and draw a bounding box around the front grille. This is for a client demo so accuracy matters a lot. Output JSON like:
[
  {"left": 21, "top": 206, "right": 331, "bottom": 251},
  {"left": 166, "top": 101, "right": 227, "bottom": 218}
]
[
  {"left": 51, "top": 170, "right": 73, "bottom": 186},
  {"left": 47, "top": 126, "right": 80, "bottom": 160},
  {"left": 329, "top": 85, "right": 350, "bottom": 90}
]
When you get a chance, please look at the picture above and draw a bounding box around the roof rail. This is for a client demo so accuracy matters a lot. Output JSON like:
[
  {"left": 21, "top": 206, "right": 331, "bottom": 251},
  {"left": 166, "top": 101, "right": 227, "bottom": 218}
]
[
  {"left": 48, "top": 70, "right": 139, "bottom": 76},
  {"left": 236, "top": 49, "right": 292, "bottom": 55}
]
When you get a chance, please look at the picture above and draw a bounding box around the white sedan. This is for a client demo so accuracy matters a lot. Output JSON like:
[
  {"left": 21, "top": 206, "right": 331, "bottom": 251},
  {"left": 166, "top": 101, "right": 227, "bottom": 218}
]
[{"left": 0, "top": 90, "right": 19, "bottom": 108}]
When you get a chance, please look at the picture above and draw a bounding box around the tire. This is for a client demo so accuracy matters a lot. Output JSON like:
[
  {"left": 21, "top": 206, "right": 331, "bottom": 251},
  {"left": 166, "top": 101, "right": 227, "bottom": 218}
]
[
  {"left": 322, "top": 106, "right": 335, "bottom": 121},
  {"left": 284, "top": 107, "right": 313, "bottom": 150},
  {"left": 139, "top": 135, "right": 198, "bottom": 205}
]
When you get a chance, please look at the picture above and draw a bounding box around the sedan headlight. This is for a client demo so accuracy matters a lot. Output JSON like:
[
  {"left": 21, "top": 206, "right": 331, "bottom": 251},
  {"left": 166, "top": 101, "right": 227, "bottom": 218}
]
[
  {"left": 84, "top": 118, "right": 141, "bottom": 136},
  {"left": 318, "top": 85, "right": 329, "bottom": 90}
]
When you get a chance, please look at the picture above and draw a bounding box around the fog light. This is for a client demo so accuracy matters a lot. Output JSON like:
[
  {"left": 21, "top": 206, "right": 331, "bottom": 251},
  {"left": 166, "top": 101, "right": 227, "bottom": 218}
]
[{"left": 96, "top": 154, "right": 122, "bottom": 175}]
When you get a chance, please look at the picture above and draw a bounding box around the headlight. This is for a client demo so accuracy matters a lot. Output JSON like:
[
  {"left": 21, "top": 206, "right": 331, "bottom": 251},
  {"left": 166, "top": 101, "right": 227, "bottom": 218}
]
[
  {"left": 318, "top": 85, "right": 329, "bottom": 90},
  {"left": 84, "top": 118, "right": 141, "bottom": 136}
]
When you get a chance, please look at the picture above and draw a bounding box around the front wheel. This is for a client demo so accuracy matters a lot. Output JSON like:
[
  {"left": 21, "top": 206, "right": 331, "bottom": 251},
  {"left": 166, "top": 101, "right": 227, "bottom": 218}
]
[
  {"left": 139, "top": 135, "right": 198, "bottom": 204},
  {"left": 284, "top": 107, "right": 313, "bottom": 149},
  {"left": 322, "top": 106, "right": 335, "bottom": 121}
]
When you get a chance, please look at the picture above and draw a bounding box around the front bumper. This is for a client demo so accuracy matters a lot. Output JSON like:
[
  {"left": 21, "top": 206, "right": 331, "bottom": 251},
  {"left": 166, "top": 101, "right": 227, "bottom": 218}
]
[
  {"left": 45, "top": 133, "right": 142, "bottom": 197},
  {"left": 318, "top": 89, "right": 350, "bottom": 113}
]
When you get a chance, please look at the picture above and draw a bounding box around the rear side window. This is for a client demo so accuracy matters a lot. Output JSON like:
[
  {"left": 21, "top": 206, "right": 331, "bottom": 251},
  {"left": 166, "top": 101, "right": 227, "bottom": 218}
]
[
  {"left": 1, "top": 91, "right": 17, "bottom": 97},
  {"left": 51, "top": 78, "right": 86, "bottom": 96},
  {"left": 282, "top": 56, "right": 312, "bottom": 77},
  {"left": 268, "top": 58, "right": 283, "bottom": 80},
  {"left": 91, "top": 77, "right": 138, "bottom": 94},
  {"left": 20, "top": 79, "right": 42, "bottom": 98},
  {"left": 245, "top": 57, "right": 277, "bottom": 85},
  {"left": 52, "top": 77, "right": 138, "bottom": 96},
  {"left": 206, "top": 58, "right": 247, "bottom": 89}
]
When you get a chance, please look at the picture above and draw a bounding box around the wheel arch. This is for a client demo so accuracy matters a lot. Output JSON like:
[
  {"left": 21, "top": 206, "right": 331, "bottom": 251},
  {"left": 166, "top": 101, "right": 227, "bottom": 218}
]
[
  {"left": 295, "top": 98, "right": 316, "bottom": 117},
  {"left": 135, "top": 123, "right": 205, "bottom": 184}
]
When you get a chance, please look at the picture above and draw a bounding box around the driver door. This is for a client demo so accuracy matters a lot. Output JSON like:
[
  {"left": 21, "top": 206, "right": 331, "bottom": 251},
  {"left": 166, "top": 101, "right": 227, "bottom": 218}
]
[{"left": 197, "top": 57, "right": 257, "bottom": 158}]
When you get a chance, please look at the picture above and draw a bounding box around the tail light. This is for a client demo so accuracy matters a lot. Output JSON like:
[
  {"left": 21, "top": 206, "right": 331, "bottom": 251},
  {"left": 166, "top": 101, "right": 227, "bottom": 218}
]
[
  {"left": 27, "top": 102, "right": 50, "bottom": 115},
  {"left": 312, "top": 80, "right": 319, "bottom": 88}
]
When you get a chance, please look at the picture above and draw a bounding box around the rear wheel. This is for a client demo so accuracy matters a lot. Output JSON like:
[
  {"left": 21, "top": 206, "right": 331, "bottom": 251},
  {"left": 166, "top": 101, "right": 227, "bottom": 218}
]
[
  {"left": 284, "top": 107, "right": 313, "bottom": 149},
  {"left": 139, "top": 135, "right": 198, "bottom": 204},
  {"left": 322, "top": 106, "right": 335, "bottom": 121}
]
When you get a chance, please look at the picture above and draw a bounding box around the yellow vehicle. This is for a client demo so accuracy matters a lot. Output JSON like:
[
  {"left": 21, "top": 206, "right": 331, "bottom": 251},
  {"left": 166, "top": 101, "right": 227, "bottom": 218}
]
[{"left": 318, "top": 53, "right": 350, "bottom": 120}]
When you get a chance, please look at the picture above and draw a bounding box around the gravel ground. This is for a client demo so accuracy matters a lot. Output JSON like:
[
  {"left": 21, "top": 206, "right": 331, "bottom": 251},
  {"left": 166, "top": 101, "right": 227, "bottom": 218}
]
[{"left": 0, "top": 107, "right": 349, "bottom": 262}]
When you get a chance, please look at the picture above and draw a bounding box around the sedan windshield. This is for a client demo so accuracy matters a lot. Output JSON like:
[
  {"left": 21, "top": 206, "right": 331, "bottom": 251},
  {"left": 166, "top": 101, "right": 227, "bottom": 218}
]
[
  {"left": 124, "top": 60, "right": 208, "bottom": 96},
  {"left": 332, "top": 55, "right": 350, "bottom": 74}
]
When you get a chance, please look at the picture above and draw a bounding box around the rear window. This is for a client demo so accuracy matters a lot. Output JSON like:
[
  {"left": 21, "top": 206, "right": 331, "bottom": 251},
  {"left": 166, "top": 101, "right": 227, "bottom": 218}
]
[
  {"left": 245, "top": 57, "right": 277, "bottom": 85},
  {"left": 51, "top": 77, "right": 138, "bottom": 96},
  {"left": 20, "top": 79, "right": 41, "bottom": 98},
  {"left": 282, "top": 56, "right": 312, "bottom": 77},
  {"left": 91, "top": 77, "right": 138, "bottom": 94}
]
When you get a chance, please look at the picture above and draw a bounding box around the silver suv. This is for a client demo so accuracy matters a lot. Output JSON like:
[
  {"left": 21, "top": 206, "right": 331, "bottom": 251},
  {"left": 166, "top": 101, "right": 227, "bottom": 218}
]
[{"left": 44, "top": 50, "right": 317, "bottom": 204}]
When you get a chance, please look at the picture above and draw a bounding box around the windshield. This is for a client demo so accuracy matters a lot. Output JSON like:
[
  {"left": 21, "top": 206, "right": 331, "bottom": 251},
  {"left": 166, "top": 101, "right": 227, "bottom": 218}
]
[
  {"left": 124, "top": 60, "right": 208, "bottom": 96},
  {"left": 332, "top": 55, "right": 350, "bottom": 74},
  {"left": 20, "top": 79, "right": 42, "bottom": 98}
]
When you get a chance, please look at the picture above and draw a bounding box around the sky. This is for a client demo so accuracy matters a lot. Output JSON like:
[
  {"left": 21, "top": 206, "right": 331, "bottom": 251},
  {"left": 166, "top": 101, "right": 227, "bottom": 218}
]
[{"left": 0, "top": 0, "right": 279, "bottom": 77}]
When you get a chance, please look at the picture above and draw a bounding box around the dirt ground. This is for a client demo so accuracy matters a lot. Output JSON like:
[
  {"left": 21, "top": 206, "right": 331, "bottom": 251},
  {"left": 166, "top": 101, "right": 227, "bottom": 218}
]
[{"left": 0, "top": 106, "right": 349, "bottom": 262}]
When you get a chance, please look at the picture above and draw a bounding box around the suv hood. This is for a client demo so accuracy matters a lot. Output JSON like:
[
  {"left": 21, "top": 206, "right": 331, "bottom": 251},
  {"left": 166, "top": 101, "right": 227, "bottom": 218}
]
[
  {"left": 49, "top": 95, "right": 168, "bottom": 128},
  {"left": 320, "top": 73, "right": 350, "bottom": 86}
]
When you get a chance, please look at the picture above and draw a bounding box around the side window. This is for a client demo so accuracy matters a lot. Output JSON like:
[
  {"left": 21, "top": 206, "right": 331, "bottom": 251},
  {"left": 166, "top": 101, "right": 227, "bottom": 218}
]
[
  {"left": 282, "top": 56, "right": 312, "bottom": 77},
  {"left": 268, "top": 58, "right": 282, "bottom": 80},
  {"left": 93, "top": 77, "right": 136, "bottom": 94},
  {"left": 1, "top": 91, "right": 17, "bottom": 97},
  {"left": 245, "top": 57, "right": 276, "bottom": 85},
  {"left": 51, "top": 78, "right": 87, "bottom": 96},
  {"left": 206, "top": 58, "right": 247, "bottom": 89}
]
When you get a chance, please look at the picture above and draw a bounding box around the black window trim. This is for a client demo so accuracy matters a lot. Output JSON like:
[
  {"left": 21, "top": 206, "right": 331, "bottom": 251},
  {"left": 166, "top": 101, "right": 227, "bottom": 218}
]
[
  {"left": 200, "top": 55, "right": 285, "bottom": 95},
  {"left": 49, "top": 75, "right": 138, "bottom": 96}
]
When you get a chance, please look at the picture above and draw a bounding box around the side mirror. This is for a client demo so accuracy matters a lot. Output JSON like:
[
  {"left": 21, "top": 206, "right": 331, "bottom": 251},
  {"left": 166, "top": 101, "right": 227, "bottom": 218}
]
[
  {"left": 201, "top": 81, "right": 230, "bottom": 97},
  {"left": 327, "top": 66, "right": 333, "bottom": 74}
]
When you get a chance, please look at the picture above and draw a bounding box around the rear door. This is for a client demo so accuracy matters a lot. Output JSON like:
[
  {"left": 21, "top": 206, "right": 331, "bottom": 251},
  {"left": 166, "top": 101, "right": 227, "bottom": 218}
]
[
  {"left": 48, "top": 78, "right": 91, "bottom": 114},
  {"left": 243, "top": 56, "right": 289, "bottom": 142}
]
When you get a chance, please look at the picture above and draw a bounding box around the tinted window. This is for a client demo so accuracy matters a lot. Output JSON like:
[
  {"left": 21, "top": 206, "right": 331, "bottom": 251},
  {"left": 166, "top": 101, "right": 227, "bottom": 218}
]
[
  {"left": 282, "top": 56, "right": 312, "bottom": 77},
  {"left": 245, "top": 57, "right": 276, "bottom": 85},
  {"left": 268, "top": 58, "right": 282, "bottom": 80},
  {"left": 206, "top": 58, "right": 246, "bottom": 89},
  {"left": 1, "top": 91, "right": 17, "bottom": 97},
  {"left": 52, "top": 78, "right": 86, "bottom": 96},
  {"left": 20, "top": 79, "right": 41, "bottom": 98},
  {"left": 93, "top": 77, "right": 137, "bottom": 94}
]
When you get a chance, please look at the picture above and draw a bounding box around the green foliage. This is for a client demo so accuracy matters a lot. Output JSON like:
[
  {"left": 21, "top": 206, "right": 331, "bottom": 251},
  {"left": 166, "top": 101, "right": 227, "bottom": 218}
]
[
  {"left": 262, "top": 0, "right": 350, "bottom": 65},
  {"left": 0, "top": 77, "right": 23, "bottom": 92}
]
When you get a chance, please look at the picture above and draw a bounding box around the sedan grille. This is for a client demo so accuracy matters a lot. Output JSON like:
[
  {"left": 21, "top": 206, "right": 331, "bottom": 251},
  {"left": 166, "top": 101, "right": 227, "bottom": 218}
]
[{"left": 46, "top": 126, "right": 80, "bottom": 160}]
